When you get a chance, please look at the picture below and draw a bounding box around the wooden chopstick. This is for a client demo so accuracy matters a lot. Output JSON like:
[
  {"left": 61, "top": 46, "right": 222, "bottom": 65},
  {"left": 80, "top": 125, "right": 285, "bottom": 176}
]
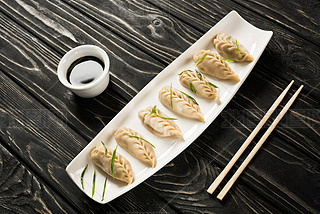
[
  {"left": 207, "top": 80, "right": 294, "bottom": 194},
  {"left": 217, "top": 84, "right": 304, "bottom": 200}
]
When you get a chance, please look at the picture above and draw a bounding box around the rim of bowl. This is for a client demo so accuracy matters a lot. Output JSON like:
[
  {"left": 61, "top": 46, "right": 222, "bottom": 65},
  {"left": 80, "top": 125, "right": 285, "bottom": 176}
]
[{"left": 57, "top": 45, "right": 110, "bottom": 91}]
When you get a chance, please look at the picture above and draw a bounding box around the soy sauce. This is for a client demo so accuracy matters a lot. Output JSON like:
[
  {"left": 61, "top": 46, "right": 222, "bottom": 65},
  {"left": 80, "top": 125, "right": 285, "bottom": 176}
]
[{"left": 67, "top": 56, "right": 104, "bottom": 86}]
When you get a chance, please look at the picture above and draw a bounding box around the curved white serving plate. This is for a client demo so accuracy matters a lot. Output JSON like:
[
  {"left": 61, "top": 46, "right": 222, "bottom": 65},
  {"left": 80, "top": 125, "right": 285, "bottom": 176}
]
[{"left": 66, "top": 11, "right": 273, "bottom": 203}]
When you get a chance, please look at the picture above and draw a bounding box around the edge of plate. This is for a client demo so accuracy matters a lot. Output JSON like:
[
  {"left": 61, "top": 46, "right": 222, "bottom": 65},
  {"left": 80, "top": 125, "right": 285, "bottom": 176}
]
[{"left": 66, "top": 10, "right": 273, "bottom": 204}]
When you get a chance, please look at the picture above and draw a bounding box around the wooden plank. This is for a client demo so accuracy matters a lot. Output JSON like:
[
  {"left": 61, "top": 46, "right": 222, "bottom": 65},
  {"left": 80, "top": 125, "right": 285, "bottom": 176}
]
[
  {"left": 62, "top": 0, "right": 203, "bottom": 64},
  {"left": 231, "top": 0, "right": 320, "bottom": 46},
  {"left": 0, "top": 0, "right": 163, "bottom": 98},
  {"left": 0, "top": 141, "right": 77, "bottom": 214},
  {"left": 144, "top": 0, "right": 320, "bottom": 101},
  {"left": 0, "top": 11, "right": 126, "bottom": 140},
  {"left": 208, "top": 73, "right": 320, "bottom": 212},
  {"left": 145, "top": 71, "right": 320, "bottom": 213},
  {"left": 0, "top": 71, "right": 176, "bottom": 213},
  {"left": 145, "top": 149, "right": 283, "bottom": 213},
  {"left": 0, "top": 0, "right": 168, "bottom": 140},
  {"left": 0, "top": 0, "right": 319, "bottom": 212},
  {"left": 55, "top": 0, "right": 320, "bottom": 211}
]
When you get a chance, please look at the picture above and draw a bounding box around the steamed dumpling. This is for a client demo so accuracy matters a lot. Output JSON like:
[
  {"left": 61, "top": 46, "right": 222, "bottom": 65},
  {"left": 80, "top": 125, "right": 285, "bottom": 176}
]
[
  {"left": 158, "top": 85, "right": 204, "bottom": 122},
  {"left": 213, "top": 33, "right": 254, "bottom": 62},
  {"left": 114, "top": 127, "right": 156, "bottom": 168},
  {"left": 193, "top": 50, "right": 239, "bottom": 82},
  {"left": 90, "top": 144, "right": 134, "bottom": 184},
  {"left": 179, "top": 70, "right": 218, "bottom": 100},
  {"left": 138, "top": 106, "right": 182, "bottom": 137}
]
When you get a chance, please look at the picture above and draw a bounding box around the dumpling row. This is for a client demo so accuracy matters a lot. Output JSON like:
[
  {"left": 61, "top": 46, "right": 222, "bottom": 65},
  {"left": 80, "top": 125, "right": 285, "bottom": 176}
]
[
  {"left": 179, "top": 70, "right": 218, "bottom": 100},
  {"left": 90, "top": 33, "right": 252, "bottom": 186}
]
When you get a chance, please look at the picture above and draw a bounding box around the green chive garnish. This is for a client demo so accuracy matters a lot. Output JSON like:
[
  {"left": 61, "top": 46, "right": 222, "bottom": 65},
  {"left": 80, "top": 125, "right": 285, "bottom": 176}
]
[
  {"left": 195, "top": 70, "right": 202, "bottom": 80},
  {"left": 92, "top": 170, "right": 96, "bottom": 197},
  {"left": 101, "top": 177, "right": 107, "bottom": 201},
  {"left": 111, "top": 145, "right": 118, "bottom": 179},
  {"left": 180, "top": 91, "right": 198, "bottom": 105},
  {"left": 223, "top": 58, "right": 236, "bottom": 63},
  {"left": 236, "top": 40, "right": 241, "bottom": 56},
  {"left": 149, "top": 105, "right": 157, "bottom": 116},
  {"left": 227, "top": 36, "right": 231, "bottom": 40},
  {"left": 126, "top": 134, "right": 155, "bottom": 148},
  {"left": 81, "top": 164, "right": 88, "bottom": 189},
  {"left": 178, "top": 70, "right": 192, "bottom": 75},
  {"left": 194, "top": 54, "right": 207, "bottom": 66},
  {"left": 170, "top": 83, "right": 173, "bottom": 108},
  {"left": 208, "top": 82, "right": 219, "bottom": 88},
  {"left": 149, "top": 105, "right": 177, "bottom": 120},
  {"left": 101, "top": 141, "right": 107, "bottom": 156},
  {"left": 189, "top": 81, "right": 196, "bottom": 93}
]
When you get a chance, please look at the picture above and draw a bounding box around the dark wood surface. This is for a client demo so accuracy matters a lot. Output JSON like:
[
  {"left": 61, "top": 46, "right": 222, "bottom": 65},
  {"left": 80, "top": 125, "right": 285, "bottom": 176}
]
[{"left": 0, "top": 0, "right": 319, "bottom": 213}]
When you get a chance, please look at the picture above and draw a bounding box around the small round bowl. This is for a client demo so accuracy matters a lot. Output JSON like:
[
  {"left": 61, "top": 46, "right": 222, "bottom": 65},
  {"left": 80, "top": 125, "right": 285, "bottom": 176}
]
[{"left": 57, "top": 45, "right": 110, "bottom": 98}]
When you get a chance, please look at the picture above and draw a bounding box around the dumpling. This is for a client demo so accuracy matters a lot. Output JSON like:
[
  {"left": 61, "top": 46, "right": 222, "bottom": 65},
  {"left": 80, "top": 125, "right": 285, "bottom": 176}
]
[
  {"left": 90, "top": 144, "right": 134, "bottom": 184},
  {"left": 138, "top": 106, "right": 182, "bottom": 137},
  {"left": 213, "top": 33, "right": 254, "bottom": 62},
  {"left": 158, "top": 85, "right": 204, "bottom": 122},
  {"left": 179, "top": 70, "right": 218, "bottom": 100},
  {"left": 114, "top": 127, "right": 156, "bottom": 168},
  {"left": 193, "top": 50, "right": 239, "bottom": 82}
]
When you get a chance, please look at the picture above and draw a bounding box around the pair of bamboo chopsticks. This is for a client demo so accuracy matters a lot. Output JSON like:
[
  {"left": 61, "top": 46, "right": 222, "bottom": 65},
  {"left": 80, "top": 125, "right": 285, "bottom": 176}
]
[{"left": 207, "top": 80, "right": 303, "bottom": 200}]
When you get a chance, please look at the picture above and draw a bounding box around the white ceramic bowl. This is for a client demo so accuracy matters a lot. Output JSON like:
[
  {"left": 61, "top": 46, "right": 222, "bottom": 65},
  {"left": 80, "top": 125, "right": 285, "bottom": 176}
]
[{"left": 57, "top": 45, "right": 110, "bottom": 98}]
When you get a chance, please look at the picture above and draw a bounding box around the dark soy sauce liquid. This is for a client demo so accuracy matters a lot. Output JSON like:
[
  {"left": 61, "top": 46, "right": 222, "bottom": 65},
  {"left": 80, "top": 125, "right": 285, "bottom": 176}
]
[{"left": 67, "top": 56, "right": 104, "bottom": 86}]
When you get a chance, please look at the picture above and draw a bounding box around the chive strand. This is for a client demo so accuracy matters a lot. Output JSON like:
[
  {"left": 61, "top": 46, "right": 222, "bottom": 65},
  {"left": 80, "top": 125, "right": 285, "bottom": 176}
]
[
  {"left": 189, "top": 81, "right": 196, "bottom": 93},
  {"left": 111, "top": 145, "right": 118, "bottom": 179},
  {"left": 194, "top": 54, "right": 207, "bottom": 66},
  {"left": 81, "top": 164, "right": 88, "bottom": 189},
  {"left": 180, "top": 91, "right": 198, "bottom": 105},
  {"left": 92, "top": 170, "right": 96, "bottom": 197},
  {"left": 208, "top": 82, "right": 219, "bottom": 88},
  {"left": 101, "top": 177, "right": 107, "bottom": 201},
  {"left": 223, "top": 58, "right": 236, "bottom": 63},
  {"left": 195, "top": 70, "right": 202, "bottom": 80},
  {"left": 236, "top": 40, "right": 241, "bottom": 56},
  {"left": 101, "top": 141, "right": 107, "bottom": 156},
  {"left": 149, "top": 105, "right": 177, "bottom": 120},
  {"left": 126, "top": 134, "right": 155, "bottom": 148}
]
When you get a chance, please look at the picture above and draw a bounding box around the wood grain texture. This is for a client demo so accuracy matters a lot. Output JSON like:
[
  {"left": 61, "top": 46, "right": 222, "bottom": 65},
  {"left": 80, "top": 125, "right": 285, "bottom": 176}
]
[
  {"left": 0, "top": 0, "right": 319, "bottom": 213},
  {"left": 0, "top": 141, "right": 76, "bottom": 214},
  {"left": 0, "top": 72, "right": 176, "bottom": 213},
  {"left": 147, "top": 0, "right": 320, "bottom": 101},
  {"left": 63, "top": 0, "right": 202, "bottom": 64},
  {"left": 145, "top": 149, "right": 284, "bottom": 213},
  {"left": 196, "top": 74, "right": 320, "bottom": 213},
  {"left": 0, "top": 9, "right": 128, "bottom": 140},
  {"left": 0, "top": 0, "right": 171, "bottom": 141},
  {"left": 232, "top": 0, "right": 320, "bottom": 46},
  {"left": 63, "top": 0, "right": 320, "bottom": 212},
  {"left": 0, "top": 0, "right": 162, "bottom": 98}
]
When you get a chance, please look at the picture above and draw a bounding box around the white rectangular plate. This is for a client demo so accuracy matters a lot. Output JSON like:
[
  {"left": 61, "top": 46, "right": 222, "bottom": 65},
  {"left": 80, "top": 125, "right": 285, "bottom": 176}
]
[{"left": 66, "top": 11, "right": 273, "bottom": 204}]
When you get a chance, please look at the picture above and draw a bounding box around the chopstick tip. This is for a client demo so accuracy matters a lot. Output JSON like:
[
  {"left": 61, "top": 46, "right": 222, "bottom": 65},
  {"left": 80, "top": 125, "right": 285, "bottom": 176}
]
[
  {"left": 297, "top": 85, "right": 304, "bottom": 91},
  {"left": 217, "top": 193, "right": 224, "bottom": 201}
]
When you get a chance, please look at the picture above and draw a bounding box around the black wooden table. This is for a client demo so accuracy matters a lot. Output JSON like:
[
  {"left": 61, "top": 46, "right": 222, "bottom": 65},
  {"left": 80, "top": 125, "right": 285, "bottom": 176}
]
[{"left": 0, "top": 0, "right": 319, "bottom": 213}]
